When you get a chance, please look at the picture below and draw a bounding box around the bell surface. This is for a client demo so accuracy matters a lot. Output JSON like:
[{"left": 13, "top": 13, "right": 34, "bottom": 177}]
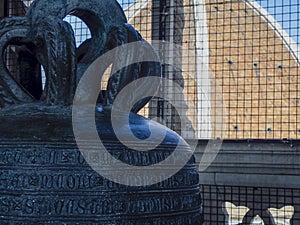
[
  {"left": 0, "top": 103, "right": 203, "bottom": 224},
  {"left": 0, "top": 0, "right": 203, "bottom": 223}
]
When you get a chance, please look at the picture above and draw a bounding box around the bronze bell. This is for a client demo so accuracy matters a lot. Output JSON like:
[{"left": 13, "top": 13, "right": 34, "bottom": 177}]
[{"left": 0, "top": 0, "right": 203, "bottom": 224}]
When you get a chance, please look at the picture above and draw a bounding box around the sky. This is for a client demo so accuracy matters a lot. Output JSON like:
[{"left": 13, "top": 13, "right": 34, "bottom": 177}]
[
  {"left": 65, "top": 0, "right": 299, "bottom": 48},
  {"left": 117, "top": 0, "right": 136, "bottom": 9},
  {"left": 116, "top": 0, "right": 299, "bottom": 46},
  {"left": 256, "top": 0, "right": 299, "bottom": 46}
]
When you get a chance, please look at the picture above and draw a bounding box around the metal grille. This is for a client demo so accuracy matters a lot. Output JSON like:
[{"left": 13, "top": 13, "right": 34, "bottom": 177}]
[
  {"left": 63, "top": 15, "right": 91, "bottom": 47},
  {"left": 123, "top": 0, "right": 300, "bottom": 140},
  {"left": 3, "top": 0, "right": 300, "bottom": 140},
  {"left": 3, "top": 1, "right": 30, "bottom": 81},
  {"left": 204, "top": 0, "right": 300, "bottom": 140},
  {"left": 7, "top": 0, "right": 31, "bottom": 16},
  {"left": 2, "top": 1, "right": 300, "bottom": 224},
  {"left": 201, "top": 185, "right": 300, "bottom": 225}
]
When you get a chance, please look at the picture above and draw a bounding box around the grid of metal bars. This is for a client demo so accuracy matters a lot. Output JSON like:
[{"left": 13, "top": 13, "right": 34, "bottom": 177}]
[
  {"left": 201, "top": 185, "right": 300, "bottom": 224},
  {"left": 6, "top": 0, "right": 31, "bottom": 16},
  {"left": 2, "top": 1, "right": 300, "bottom": 225},
  {"left": 64, "top": 15, "right": 91, "bottom": 48},
  {"left": 3, "top": 0, "right": 300, "bottom": 140},
  {"left": 3, "top": 0, "right": 32, "bottom": 83},
  {"left": 124, "top": 0, "right": 300, "bottom": 140}
]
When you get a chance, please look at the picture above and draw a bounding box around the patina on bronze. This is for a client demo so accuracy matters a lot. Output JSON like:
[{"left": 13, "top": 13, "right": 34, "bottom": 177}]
[{"left": 0, "top": 0, "right": 203, "bottom": 224}]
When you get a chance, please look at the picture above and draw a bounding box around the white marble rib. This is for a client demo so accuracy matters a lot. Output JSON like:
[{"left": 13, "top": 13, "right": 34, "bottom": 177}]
[{"left": 247, "top": 0, "right": 299, "bottom": 63}]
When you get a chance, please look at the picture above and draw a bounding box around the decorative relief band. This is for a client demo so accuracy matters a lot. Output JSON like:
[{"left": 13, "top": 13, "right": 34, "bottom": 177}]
[
  {"left": 0, "top": 145, "right": 195, "bottom": 167},
  {"left": 0, "top": 212, "right": 202, "bottom": 225},
  {"left": 0, "top": 194, "right": 200, "bottom": 216},
  {"left": 0, "top": 171, "right": 199, "bottom": 190}
]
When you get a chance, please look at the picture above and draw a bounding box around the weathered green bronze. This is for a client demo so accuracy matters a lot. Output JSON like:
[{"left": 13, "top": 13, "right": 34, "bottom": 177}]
[{"left": 0, "top": 0, "right": 203, "bottom": 224}]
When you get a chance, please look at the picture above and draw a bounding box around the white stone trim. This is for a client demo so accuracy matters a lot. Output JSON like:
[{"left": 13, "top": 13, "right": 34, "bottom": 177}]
[
  {"left": 194, "top": 0, "right": 211, "bottom": 139},
  {"left": 247, "top": 0, "right": 299, "bottom": 63},
  {"left": 22, "top": 0, "right": 33, "bottom": 7}
]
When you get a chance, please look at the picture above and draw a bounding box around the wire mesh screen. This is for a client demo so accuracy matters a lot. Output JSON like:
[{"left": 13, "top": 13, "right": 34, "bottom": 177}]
[
  {"left": 201, "top": 185, "right": 300, "bottom": 224},
  {"left": 3, "top": 0, "right": 300, "bottom": 140},
  {"left": 3, "top": 0, "right": 33, "bottom": 82},
  {"left": 117, "top": 0, "right": 300, "bottom": 140},
  {"left": 64, "top": 16, "right": 91, "bottom": 47},
  {"left": 205, "top": 0, "right": 300, "bottom": 140},
  {"left": 7, "top": 0, "right": 31, "bottom": 16},
  {"left": 2, "top": 1, "right": 300, "bottom": 225}
]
